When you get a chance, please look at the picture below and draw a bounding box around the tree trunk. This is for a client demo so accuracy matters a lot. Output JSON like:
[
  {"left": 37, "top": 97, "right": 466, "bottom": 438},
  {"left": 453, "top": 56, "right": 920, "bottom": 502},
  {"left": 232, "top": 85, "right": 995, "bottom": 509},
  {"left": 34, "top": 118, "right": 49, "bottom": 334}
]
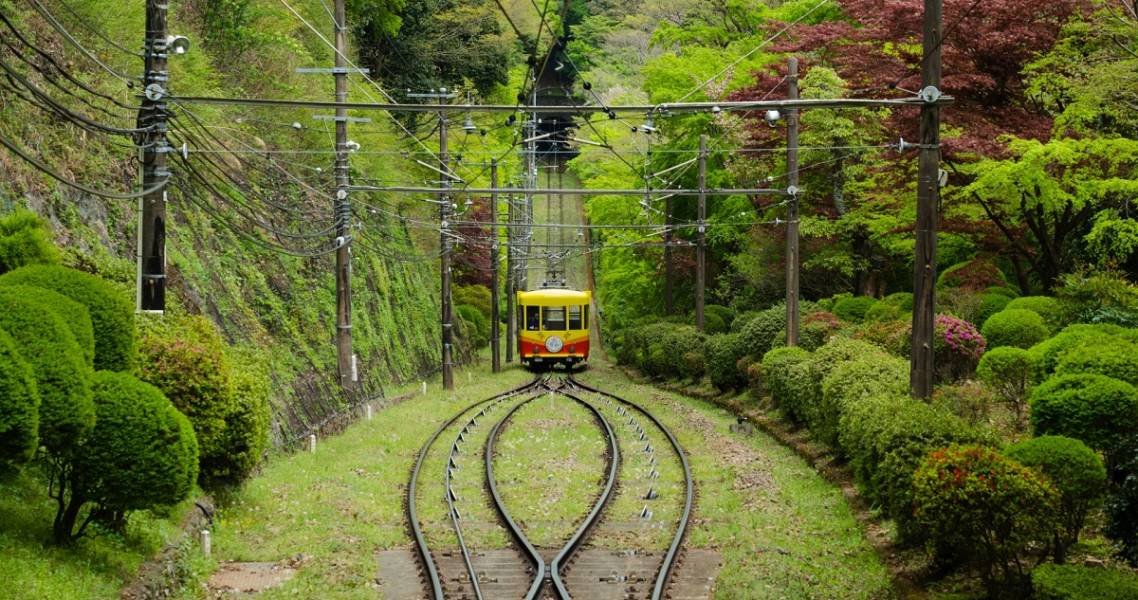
[{"left": 53, "top": 492, "right": 84, "bottom": 544}]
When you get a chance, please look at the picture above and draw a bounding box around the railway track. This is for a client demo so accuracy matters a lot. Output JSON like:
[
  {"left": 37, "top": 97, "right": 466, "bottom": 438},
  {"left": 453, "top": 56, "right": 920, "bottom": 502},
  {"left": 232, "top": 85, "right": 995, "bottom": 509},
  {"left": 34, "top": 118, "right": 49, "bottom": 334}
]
[{"left": 405, "top": 373, "right": 695, "bottom": 600}]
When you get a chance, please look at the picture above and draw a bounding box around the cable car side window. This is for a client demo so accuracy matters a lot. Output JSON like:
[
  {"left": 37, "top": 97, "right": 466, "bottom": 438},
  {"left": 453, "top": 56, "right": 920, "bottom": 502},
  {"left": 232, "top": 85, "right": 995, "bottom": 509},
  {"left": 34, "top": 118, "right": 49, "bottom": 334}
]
[
  {"left": 542, "top": 306, "right": 566, "bottom": 331},
  {"left": 568, "top": 305, "right": 583, "bottom": 330},
  {"left": 526, "top": 306, "right": 540, "bottom": 331}
]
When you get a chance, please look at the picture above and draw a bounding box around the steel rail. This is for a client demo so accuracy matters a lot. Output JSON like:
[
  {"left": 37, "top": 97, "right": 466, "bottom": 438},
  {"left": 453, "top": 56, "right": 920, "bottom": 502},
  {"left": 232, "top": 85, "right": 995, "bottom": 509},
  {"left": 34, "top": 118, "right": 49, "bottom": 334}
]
[
  {"left": 406, "top": 375, "right": 547, "bottom": 600},
  {"left": 549, "top": 390, "right": 621, "bottom": 599},
  {"left": 565, "top": 375, "right": 695, "bottom": 600}
]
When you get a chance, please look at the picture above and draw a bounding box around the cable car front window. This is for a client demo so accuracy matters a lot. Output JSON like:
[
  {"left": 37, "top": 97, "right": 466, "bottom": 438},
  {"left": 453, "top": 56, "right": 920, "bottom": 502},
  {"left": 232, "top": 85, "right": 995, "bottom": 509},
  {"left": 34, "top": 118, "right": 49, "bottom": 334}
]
[
  {"left": 526, "top": 306, "right": 540, "bottom": 331},
  {"left": 568, "top": 305, "right": 583, "bottom": 330},
  {"left": 542, "top": 306, "right": 566, "bottom": 331}
]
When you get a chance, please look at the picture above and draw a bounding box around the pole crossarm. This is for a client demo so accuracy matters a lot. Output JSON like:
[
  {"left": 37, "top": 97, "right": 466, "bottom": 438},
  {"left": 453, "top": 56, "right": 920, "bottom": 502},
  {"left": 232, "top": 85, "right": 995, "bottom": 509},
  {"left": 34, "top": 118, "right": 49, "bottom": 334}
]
[
  {"left": 349, "top": 186, "right": 786, "bottom": 196},
  {"left": 169, "top": 96, "right": 955, "bottom": 114}
]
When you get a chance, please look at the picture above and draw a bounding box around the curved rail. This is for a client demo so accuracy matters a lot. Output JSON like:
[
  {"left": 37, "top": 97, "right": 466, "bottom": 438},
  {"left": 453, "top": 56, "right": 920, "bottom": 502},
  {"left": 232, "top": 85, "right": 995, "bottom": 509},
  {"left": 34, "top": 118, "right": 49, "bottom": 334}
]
[
  {"left": 406, "top": 375, "right": 546, "bottom": 600},
  {"left": 549, "top": 391, "right": 621, "bottom": 599},
  {"left": 566, "top": 375, "right": 695, "bottom": 600}
]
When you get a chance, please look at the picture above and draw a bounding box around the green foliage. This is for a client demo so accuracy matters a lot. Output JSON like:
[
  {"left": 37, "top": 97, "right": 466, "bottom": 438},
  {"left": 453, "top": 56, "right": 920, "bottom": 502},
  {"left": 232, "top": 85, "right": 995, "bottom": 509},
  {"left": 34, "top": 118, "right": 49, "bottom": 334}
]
[
  {"left": 982, "top": 308, "right": 1050, "bottom": 349},
  {"left": 1032, "top": 564, "right": 1138, "bottom": 600},
  {"left": 0, "top": 265, "right": 136, "bottom": 372},
  {"left": 0, "top": 328, "right": 38, "bottom": 467},
  {"left": 454, "top": 285, "right": 492, "bottom": 321},
  {"left": 207, "top": 358, "right": 270, "bottom": 489},
  {"left": 0, "top": 209, "right": 59, "bottom": 274},
  {"left": 1030, "top": 374, "right": 1138, "bottom": 454},
  {"left": 978, "top": 292, "right": 1014, "bottom": 325},
  {"left": 761, "top": 346, "right": 813, "bottom": 423},
  {"left": 1086, "top": 210, "right": 1138, "bottom": 267},
  {"left": 931, "top": 381, "right": 995, "bottom": 427},
  {"left": 937, "top": 258, "right": 1009, "bottom": 291},
  {"left": 456, "top": 304, "right": 490, "bottom": 348},
  {"left": 138, "top": 315, "right": 234, "bottom": 483},
  {"left": 66, "top": 371, "right": 197, "bottom": 537},
  {"left": 738, "top": 303, "right": 789, "bottom": 357},
  {"left": 832, "top": 296, "right": 877, "bottom": 323},
  {"left": 799, "top": 311, "right": 843, "bottom": 351},
  {"left": 912, "top": 445, "right": 1059, "bottom": 599},
  {"left": 620, "top": 323, "right": 707, "bottom": 380},
  {"left": 1031, "top": 323, "right": 1138, "bottom": 376},
  {"left": 0, "top": 287, "right": 93, "bottom": 456},
  {"left": 817, "top": 354, "right": 908, "bottom": 447},
  {"left": 1055, "top": 341, "right": 1138, "bottom": 386},
  {"left": 1006, "top": 436, "right": 1106, "bottom": 563},
  {"left": 1005, "top": 295, "right": 1066, "bottom": 330},
  {"left": 987, "top": 286, "right": 1021, "bottom": 298},
  {"left": 852, "top": 319, "right": 909, "bottom": 356},
  {"left": 977, "top": 346, "right": 1038, "bottom": 427},
  {"left": 882, "top": 292, "right": 914, "bottom": 310},
  {"left": 1107, "top": 435, "right": 1138, "bottom": 566},
  {"left": 1056, "top": 269, "right": 1138, "bottom": 328},
  {"left": 863, "top": 301, "right": 901, "bottom": 322},
  {"left": 705, "top": 333, "right": 747, "bottom": 391},
  {"left": 0, "top": 285, "right": 94, "bottom": 367},
  {"left": 703, "top": 304, "right": 733, "bottom": 334}
]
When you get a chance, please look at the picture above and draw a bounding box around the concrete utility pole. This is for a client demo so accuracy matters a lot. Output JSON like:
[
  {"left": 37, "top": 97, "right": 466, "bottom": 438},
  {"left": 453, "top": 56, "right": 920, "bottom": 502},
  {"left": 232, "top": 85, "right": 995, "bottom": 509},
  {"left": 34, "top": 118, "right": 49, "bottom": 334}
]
[
  {"left": 332, "top": 0, "right": 355, "bottom": 390},
  {"left": 910, "top": 0, "right": 943, "bottom": 399},
  {"left": 490, "top": 159, "right": 501, "bottom": 373},
  {"left": 137, "top": 0, "right": 170, "bottom": 313},
  {"left": 695, "top": 134, "right": 708, "bottom": 332},
  {"left": 785, "top": 57, "right": 801, "bottom": 347},
  {"left": 506, "top": 187, "right": 516, "bottom": 363}
]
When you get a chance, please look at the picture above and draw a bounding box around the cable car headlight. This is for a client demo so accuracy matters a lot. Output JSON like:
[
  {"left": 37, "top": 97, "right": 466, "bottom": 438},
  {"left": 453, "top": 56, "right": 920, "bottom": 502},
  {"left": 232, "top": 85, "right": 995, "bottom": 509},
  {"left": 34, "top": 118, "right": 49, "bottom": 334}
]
[{"left": 545, "top": 336, "right": 564, "bottom": 353}]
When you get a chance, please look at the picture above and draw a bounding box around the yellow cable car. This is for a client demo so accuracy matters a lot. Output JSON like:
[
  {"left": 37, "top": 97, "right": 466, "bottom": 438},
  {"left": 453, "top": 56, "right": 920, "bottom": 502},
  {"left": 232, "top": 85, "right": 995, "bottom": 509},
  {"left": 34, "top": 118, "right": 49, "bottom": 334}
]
[{"left": 517, "top": 288, "right": 591, "bottom": 368}]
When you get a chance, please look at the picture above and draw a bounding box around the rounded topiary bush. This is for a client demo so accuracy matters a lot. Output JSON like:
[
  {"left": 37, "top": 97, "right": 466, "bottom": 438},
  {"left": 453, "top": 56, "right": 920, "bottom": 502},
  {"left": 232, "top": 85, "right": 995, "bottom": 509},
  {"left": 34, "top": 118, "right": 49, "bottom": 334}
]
[
  {"left": 60, "top": 371, "right": 197, "bottom": 542},
  {"left": 799, "top": 311, "right": 842, "bottom": 351},
  {"left": 453, "top": 285, "right": 492, "bottom": 321},
  {"left": 705, "top": 333, "right": 748, "bottom": 391},
  {"left": 203, "top": 362, "right": 270, "bottom": 488},
  {"left": 1005, "top": 295, "right": 1065, "bottom": 330},
  {"left": 937, "top": 257, "right": 1009, "bottom": 291},
  {"left": 1006, "top": 435, "right": 1106, "bottom": 563},
  {"left": 0, "top": 285, "right": 94, "bottom": 367},
  {"left": 637, "top": 323, "right": 706, "bottom": 380},
  {"left": 138, "top": 317, "right": 235, "bottom": 473},
  {"left": 986, "top": 286, "right": 1020, "bottom": 299},
  {"left": 882, "top": 292, "right": 914, "bottom": 311},
  {"left": 456, "top": 303, "right": 490, "bottom": 348},
  {"left": 982, "top": 308, "right": 1050, "bottom": 349},
  {"left": 0, "top": 265, "right": 136, "bottom": 372},
  {"left": 704, "top": 305, "right": 734, "bottom": 334},
  {"left": 912, "top": 445, "right": 1058, "bottom": 599},
  {"left": 832, "top": 296, "right": 877, "bottom": 323},
  {"left": 739, "top": 304, "right": 788, "bottom": 357},
  {"left": 0, "top": 209, "right": 60, "bottom": 274},
  {"left": 863, "top": 301, "right": 901, "bottom": 323},
  {"left": 977, "top": 292, "right": 1014, "bottom": 328},
  {"left": 1032, "top": 564, "right": 1138, "bottom": 600},
  {"left": 1055, "top": 341, "right": 1138, "bottom": 386},
  {"left": 818, "top": 354, "right": 909, "bottom": 447},
  {"left": 762, "top": 346, "right": 812, "bottom": 423},
  {"left": 1030, "top": 374, "right": 1138, "bottom": 454},
  {"left": 853, "top": 319, "right": 909, "bottom": 356},
  {"left": 1030, "top": 323, "right": 1137, "bottom": 377},
  {"left": 0, "top": 288, "right": 93, "bottom": 455},
  {"left": 977, "top": 346, "right": 1038, "bottom": 427},
  {"left": 0, "top": 329, "right": 39, "bottom": 467}
]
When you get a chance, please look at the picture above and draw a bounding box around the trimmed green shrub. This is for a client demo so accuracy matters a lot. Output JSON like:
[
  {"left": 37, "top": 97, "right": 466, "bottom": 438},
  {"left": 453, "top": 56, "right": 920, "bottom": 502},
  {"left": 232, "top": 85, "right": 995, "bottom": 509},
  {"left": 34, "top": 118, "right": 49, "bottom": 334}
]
[
  {"left": 705, "top": 333, "right": 748, "bottom": 391},
  {"left": 986, "top": 286, "right": 1020, "bottom": 299},
  {"left": 739, "top": 303, "right": 788, "bottom": 357},
  {"left": 57, "top": 371, "right": 198, "bottom": 542},
  {"left": 982, "top": 308, "right": 1050, "bottom": 349},
  {"left": 730, "top": 310, "right": 760, "bottom": 332},
  {"left": 1032, "top": 564, "right": 1138, "bottom": 600},
  {"left": 138, "top": 316, "right": 235, "bottom": 481},
  {"left": 832, "top": 296, "right": 877, "bottom": 323},
  {"left": 0, "top": 209, "right": 60, "bottom": 274},
  {"left": 818, "top": 354, "right": 908, "bottom": 447},
  {"left": 1030, "top": 323, "right": 1138, "bottom": 377},
  {"left": 912, "top": 445, "right": 1058, "bottom": 599},
  {"left": 0, "top": 329, "right": 39, "bottom": 467},
  {"left": 931, "top": 381, "right": 995, "bottom": 426},
  {"left": 1006, "top": 436, "right": 1106, "bottom": 563},
  {"left": 977, "top": 346, "right": 1038, "bottom": 428},
  {"left": 937, "top": 257, "right": 1009, "bottom": 291},
  {"left": 761, "top": 346, "right": 812, "bottom": 423},
  {"left": 456, "top": 303, "right": 490, "bottom": 348},
  {"left": 977, "top": 292, "right": 1014, "bottom": 325},
  {"left": 1055, "top": 341, "right": 1138, "bottom": 386},
  {"left": 853, "top": 319, "right": 909, "bottom": 356},
  {"left": 454, "top": 284, "right": 492, "bottom": 321},
  {"left": 0, "top": 288, "right": 93, "bottom": 455},
  {"left": 1006, "top": 295, "right": 1066, "bottom": 327},
  {"left": 1056, "top": 269, "right": 1138, "bottom": 327},
  {"left": 703, "top": 311, "right": 727, "bottom": 335},
  {"left": 0, "top": 285, "right": 94, "bottom": 367},
  {"left": 799, "top": 311, "right": 842, "bottom": 351},
  {"left": 629, "top": 323, "right": 706, "bottom": 380},
  {"left": 704, "top": 305, "right": 734, "bottom": 334},
  {"left": 1107, "top": 436, "right": 1138, "bottom": 566},
  {"left": 882, "top": 291, "right": 914, "bottom": 310},
  {"left": 863, "top": 301, "right": 901, "bottom": 322},
  {"left": 0, "top": 265, "right": 137, "bottom": 372},
  {"left": 205, "top": 360, "right": 270, "bottom": 488},
  {"left": 1030, "top": 374, "right": 1138, "bottom": 455}
]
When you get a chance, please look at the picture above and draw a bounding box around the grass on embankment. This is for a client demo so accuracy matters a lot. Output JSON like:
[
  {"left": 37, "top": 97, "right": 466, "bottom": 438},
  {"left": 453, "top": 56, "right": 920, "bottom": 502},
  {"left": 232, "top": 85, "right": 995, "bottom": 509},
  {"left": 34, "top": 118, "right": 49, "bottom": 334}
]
[
  {"left": 0, "top": 467, "right": 201, "bottom": 600},
  {"left": 186, "top": 357, "right": 891, "bottom": 599}
]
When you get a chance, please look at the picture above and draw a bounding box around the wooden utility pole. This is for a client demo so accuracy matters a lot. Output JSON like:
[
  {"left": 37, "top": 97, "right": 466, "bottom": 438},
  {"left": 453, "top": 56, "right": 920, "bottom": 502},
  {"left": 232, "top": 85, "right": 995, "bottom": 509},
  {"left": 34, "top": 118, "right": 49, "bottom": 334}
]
[
  {"left": 664, "top": 195, "right": 673, "bottom": 314},
  {"left": 695, "top": 134, "right": 708, "bottom": 332},
  {"left": 785, "top": 57, "right": 801, "bottom": 346},
  {"left": 910, "top": 0, "right": 943, "bottom": 399},
  {"left": 332, "top": 0, "right": 355, "bottom": 390},
  {"left": 506, "top": 188, "right": 516, "bottom": 363},
  {"left": 490, "top": 159, "right": 501, "bottom": 373},
  {"left": 137, "top": 0, "right": 170, "bottom": 313},
  {"left": 439, "top": 108, "right": 454, "bottom": 390}
]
